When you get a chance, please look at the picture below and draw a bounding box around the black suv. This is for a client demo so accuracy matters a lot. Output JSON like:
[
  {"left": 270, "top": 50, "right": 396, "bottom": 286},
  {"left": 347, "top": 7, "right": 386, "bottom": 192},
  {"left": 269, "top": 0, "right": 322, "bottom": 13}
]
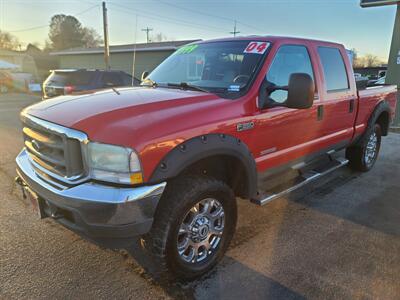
[{"left": 42, "top": 69, "right": 140, "bottom": 99}]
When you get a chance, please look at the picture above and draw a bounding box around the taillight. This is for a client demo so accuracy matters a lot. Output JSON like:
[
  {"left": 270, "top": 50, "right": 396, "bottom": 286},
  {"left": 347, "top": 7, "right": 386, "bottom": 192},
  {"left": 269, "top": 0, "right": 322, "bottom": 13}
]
[{"left": 64, "top": 85, "right": 75, "bottom": 94}]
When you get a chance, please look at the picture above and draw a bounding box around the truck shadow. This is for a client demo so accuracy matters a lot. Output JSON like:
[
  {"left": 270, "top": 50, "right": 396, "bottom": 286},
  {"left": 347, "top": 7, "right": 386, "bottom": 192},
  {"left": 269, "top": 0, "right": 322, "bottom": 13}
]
[
  {"left": 86, "top": 231, "right": 305, "bottom": 299},
  {"left": 291, "top": 163, "right": 400, "bottom": 237},
  {"left": 123, "top": 241, "right": 306, "bottom": 300}
]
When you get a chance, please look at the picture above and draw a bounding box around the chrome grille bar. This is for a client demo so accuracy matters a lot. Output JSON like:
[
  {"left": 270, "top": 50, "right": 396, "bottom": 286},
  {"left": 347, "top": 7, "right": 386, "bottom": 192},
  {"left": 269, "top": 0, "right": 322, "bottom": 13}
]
[{"left": 20, "top": 111, "right": 89, "bottom": 186}]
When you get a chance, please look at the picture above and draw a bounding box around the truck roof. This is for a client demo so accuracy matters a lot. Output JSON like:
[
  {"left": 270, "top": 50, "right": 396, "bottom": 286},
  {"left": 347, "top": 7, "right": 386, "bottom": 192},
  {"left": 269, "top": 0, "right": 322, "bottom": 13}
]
[{"left": 194, "top": 35, "right": 344, "bottom": 48}]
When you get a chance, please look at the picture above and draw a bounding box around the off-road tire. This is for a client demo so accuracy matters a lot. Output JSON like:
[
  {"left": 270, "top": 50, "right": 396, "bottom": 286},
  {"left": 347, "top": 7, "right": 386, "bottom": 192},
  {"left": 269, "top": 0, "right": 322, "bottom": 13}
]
[
  {"left": 144, "top": 175, "right": 237, "bottom": 280},
  {"left": 346, "top": 123, "right": 382, "bottom": 172}
]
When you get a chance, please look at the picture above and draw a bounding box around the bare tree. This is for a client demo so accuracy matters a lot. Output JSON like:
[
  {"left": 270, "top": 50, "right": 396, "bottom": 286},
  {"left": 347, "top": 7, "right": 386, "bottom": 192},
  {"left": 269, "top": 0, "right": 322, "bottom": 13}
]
[
  {"left": 353, "top": 52, "right": 384, "bottom": 68},
  {"left": 364, "top": 54, "right": 381, "bottom": 67},
  {"left": 151, "top": 32, "right": 172, "bottom": 42},
  {"left": 0, "top": 30, "right": 20, "bottom": 50}
]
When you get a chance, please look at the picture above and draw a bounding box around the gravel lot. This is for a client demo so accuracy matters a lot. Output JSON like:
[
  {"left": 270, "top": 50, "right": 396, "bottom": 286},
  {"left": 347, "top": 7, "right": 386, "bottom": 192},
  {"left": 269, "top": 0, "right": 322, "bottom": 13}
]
[{"left": 0, "top": 93, "right": 399, "bottom": 299}]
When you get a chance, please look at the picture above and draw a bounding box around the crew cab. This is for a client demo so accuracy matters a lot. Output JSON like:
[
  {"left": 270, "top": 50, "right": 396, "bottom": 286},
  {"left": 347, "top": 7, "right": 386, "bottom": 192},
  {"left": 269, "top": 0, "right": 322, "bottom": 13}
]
[{"left": 15, "top": 36, "right": 397, "bottom": 279}]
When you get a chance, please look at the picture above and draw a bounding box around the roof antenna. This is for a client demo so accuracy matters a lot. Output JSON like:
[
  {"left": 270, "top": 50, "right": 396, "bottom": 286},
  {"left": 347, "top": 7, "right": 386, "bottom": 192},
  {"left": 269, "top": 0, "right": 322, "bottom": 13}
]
[{"left": 132, "top": 14, "right": 138, "bottom": 86}]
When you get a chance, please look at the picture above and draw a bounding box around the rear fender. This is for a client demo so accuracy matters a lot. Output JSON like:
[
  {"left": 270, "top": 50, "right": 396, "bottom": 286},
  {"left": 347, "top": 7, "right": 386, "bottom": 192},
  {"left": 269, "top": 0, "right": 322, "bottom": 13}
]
[{"left": 355, "top": 100, "right": 391, "bottom": 146}]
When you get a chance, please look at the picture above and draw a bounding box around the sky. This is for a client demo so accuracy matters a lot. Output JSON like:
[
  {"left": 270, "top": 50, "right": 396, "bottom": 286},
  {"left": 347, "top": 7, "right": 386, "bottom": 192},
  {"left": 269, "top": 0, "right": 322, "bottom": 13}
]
[{"left": 0, "top": 0, "right": 397, "bottom": 61}]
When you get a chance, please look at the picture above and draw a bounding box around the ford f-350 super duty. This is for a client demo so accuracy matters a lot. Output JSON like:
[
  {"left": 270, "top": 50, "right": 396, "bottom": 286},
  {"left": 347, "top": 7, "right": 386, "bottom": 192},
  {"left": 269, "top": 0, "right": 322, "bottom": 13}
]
[{"left": 15, "top": 36, "right": 397, "bottom": 279}]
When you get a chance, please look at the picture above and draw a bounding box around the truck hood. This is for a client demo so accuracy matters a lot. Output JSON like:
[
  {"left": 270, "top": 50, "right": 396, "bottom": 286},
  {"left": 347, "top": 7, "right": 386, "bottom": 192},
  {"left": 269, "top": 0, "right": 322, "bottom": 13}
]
[{"left": 25, "top": 87, "right": 231, "bottom": 146}]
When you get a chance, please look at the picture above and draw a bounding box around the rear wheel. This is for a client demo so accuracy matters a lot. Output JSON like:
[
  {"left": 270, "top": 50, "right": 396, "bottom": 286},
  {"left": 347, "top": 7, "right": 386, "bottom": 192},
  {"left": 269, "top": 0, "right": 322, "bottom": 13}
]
[
  {"left": 346, "top": 123, "right": 382, "bottom": 172},
  {"left": 144, "top": 175, "right": 237, "bottom": 280}
]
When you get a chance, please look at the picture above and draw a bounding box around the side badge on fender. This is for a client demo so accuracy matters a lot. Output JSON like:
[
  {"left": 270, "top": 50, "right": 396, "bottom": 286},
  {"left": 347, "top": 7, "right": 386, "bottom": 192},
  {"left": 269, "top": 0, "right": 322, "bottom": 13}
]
[{"left": 237, "top": 122, "right": 255, "bottom": 132}]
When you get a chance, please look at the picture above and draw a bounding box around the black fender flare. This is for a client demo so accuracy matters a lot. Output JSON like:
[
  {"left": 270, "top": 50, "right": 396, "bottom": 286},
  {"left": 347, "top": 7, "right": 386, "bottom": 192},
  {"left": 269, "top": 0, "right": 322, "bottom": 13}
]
[
  {"left": 356, "top": 100, "right": 391, "bottom": 146},
  {"left": 149, "top": 134, "right": 258, "bottom": 199},
  {"left": 367, "top": 100, "right": 391, "bottom": 134}
]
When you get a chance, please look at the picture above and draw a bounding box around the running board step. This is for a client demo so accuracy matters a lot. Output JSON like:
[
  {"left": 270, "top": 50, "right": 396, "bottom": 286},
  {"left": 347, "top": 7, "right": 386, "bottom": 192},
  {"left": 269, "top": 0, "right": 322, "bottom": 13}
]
[{"left": 251, "top": 157, "right": 349, "bottom": 206}]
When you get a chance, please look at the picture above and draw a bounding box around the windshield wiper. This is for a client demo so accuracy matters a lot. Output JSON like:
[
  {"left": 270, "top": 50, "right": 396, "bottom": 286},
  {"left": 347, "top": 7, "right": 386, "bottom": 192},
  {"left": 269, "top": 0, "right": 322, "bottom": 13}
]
[{"left": 166, "top": 82, "right": 210, "bottom": 93}]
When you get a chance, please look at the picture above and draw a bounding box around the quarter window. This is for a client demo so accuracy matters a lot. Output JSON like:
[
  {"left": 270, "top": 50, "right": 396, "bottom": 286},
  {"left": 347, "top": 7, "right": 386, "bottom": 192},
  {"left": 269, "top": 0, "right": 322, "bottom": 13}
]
[
  {"left": 318, "top": 47, "right": 349, "bottom": 92},
  {"left": 267, "top": 45, "right": 315, "bottom": 103}
]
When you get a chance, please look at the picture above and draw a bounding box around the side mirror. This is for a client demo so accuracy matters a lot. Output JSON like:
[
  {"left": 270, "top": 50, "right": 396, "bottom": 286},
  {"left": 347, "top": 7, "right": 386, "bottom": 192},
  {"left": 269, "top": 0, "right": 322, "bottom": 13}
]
[
  {"left": 285, "top": 73, "right": 315, "bottom": 109},
  {"left": 141, "top": 71, "right": 149, "bottom": 81}
]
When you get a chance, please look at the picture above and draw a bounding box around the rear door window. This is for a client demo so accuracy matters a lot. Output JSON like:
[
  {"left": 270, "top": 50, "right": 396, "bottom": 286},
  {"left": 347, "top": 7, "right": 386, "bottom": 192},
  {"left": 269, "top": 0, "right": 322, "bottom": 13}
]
[
  {"left": 267, "top": 45, "right": 315, "bottom": 103},
  {"left": 318, "top": 47, "right": 349, "bottom": 92}
]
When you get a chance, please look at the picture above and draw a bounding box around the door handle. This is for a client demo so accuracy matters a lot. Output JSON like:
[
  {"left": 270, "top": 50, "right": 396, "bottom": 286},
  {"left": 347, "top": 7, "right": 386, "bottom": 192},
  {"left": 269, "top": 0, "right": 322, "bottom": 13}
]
[
  {"left": 317, "top": 105, "right": 324, "bottom": 121},
  {"left": 349, "top": 99, "right": 355, "bottom": 113}
]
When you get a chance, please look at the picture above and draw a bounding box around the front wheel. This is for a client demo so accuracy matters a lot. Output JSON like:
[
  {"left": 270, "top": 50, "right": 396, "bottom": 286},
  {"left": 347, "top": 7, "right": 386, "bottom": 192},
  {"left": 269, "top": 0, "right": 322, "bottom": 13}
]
[
  {"left": 144, "top": 175, "right": 237, "bottom": 280},
  {"left": 346, "top": 123, "right": 382, "bottom": 172}
]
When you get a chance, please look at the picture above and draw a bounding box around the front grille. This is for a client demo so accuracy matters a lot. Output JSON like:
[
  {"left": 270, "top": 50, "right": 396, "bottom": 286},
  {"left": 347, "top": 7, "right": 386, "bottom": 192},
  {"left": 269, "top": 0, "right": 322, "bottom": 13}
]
[{"left": 21, "top": 112, "right": 88, "bottom": 186}]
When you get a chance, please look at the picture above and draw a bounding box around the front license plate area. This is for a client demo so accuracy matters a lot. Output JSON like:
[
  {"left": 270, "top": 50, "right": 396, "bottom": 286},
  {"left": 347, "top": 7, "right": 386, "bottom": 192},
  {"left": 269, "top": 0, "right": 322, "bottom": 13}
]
[{"left": 25, "top": 188, "right": 46, "bottom": 219}]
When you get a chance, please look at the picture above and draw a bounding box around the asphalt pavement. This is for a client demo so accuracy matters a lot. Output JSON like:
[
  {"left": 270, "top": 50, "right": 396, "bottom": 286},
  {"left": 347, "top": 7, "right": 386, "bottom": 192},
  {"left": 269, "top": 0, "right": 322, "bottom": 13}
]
[{"left": 0, "top": 93, "right": 399, "bottom": 299}]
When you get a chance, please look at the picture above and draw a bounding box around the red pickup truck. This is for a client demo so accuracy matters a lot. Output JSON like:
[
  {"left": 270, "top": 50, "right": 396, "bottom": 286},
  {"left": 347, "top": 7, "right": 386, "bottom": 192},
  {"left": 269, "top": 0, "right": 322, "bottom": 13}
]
[{"left": 16, "top": 36, "right": 397, "bottom": 279}]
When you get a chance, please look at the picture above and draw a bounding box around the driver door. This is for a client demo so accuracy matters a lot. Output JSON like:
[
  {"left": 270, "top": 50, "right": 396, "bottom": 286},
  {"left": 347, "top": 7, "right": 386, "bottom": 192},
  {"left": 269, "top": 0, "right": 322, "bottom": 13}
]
[{"left": 253, "top": 44, "right": 323, "bottom": 173}]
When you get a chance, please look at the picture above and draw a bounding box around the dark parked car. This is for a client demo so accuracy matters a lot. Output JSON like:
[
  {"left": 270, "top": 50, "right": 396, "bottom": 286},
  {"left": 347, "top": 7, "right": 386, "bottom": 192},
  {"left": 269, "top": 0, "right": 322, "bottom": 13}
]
[{"left": 42, "top": 69, "right": 140, "bottom": 99}]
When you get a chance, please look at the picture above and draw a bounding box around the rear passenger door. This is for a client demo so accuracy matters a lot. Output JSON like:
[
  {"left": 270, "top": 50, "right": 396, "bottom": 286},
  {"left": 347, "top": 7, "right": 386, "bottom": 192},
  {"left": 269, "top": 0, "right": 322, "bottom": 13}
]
[{"left": 315, "top": 46, "right": 357, "bottom": 147}]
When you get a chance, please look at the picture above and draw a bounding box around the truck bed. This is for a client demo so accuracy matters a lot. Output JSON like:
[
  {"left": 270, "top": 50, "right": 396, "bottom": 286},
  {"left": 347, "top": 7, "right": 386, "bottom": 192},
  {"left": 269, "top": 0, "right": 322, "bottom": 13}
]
[{"left": 355, "top": 84, "right": 397, "bottom": 135}]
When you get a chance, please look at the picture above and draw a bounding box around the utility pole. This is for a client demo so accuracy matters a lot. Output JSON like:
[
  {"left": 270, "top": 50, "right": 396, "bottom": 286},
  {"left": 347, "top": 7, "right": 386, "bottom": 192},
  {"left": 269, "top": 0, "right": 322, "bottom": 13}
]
[
  {"left": 102, "top": 1, "right": 110, "bottom": 70},
  {"left": 230, "top": 20, "right": 240, "bottom": 37},
  {"left": 142, "top": 27, "right": 153, "bottom": 43}
]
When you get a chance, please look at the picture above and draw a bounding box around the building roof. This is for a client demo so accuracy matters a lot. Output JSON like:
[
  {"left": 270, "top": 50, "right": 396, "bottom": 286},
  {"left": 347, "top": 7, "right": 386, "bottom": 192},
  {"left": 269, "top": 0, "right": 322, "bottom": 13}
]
[
  {"left": 0, "top": 49, "right": 28, "bottom": 56},
  {"left": 50, "top": 39, "right": 200, "bottom": 56}
]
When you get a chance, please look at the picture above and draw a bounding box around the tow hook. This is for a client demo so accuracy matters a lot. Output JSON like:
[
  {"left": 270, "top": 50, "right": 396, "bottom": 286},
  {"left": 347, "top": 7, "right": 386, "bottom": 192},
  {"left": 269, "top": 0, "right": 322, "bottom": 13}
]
[{"left": 15, "top": 176, "right": 27, "bottom": 199}]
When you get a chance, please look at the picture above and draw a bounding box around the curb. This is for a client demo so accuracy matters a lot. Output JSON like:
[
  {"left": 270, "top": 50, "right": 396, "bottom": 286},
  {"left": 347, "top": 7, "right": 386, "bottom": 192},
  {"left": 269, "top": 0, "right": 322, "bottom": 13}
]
[{"left": 389, "top": 127, "right": 400, "bottom": 134}]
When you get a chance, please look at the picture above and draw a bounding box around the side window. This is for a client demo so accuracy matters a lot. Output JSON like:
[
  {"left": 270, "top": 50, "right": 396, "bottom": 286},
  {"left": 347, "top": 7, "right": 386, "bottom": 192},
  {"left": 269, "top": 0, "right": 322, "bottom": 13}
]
[
  {"left": 267, "top": 45, "right": 314, "bottom": 103},
  {"left": 318, "top": 47, "right": 349, "bottom": 92},
  {"left": 102, "top": 72, "right": 123, "bottom": 87}
]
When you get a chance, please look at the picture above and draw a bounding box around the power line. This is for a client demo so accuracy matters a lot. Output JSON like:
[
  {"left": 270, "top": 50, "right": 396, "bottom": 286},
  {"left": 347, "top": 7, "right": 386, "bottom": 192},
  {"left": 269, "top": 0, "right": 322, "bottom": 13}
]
[
  {"left": 156, "top": 0, "right": 233, "bottom": 23},
  {"left": 7, "top": 4, "right": 99, "bottom": 33},
  {"left": 156, "top": 0, "right": 265, "bottom": 33},
  {"left": 108, "top": 2, "right": 228, "bottom": 34}
]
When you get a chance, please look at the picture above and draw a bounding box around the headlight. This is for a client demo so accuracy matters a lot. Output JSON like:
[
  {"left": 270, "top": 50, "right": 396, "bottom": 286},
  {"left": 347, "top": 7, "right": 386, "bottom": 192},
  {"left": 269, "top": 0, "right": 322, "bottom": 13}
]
[{"left": 88, "top": 142, "right": 143, "bottom": 184}]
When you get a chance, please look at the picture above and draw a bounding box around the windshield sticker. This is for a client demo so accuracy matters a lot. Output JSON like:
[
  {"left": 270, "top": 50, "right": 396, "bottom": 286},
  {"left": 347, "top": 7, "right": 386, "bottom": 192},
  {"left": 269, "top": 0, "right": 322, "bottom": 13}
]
[
  {"left": 244, "top": 42, "right": 270, "bottom": 54},
  {"left": 228, "top": 85, "right": 241, "bottom": 92},
  {"left": 176, "top": 44, "right": 199, "bottom": 55}
]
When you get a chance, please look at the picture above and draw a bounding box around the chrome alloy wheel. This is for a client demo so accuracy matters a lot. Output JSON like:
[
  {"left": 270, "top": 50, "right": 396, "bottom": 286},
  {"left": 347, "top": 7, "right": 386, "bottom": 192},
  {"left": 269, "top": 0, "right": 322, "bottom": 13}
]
[
  {"left": 177, "top": 198, "right": 225, "bottom": 264},
  {"left": 364, "top": 131, "right": 378, "bottom": 167}
]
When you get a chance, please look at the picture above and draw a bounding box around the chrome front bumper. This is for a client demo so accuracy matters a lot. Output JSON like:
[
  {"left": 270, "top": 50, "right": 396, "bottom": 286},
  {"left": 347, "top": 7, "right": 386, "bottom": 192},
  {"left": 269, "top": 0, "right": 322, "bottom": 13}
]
[{"left": 16, "top": 149, "right": 166, "bottom": 238}]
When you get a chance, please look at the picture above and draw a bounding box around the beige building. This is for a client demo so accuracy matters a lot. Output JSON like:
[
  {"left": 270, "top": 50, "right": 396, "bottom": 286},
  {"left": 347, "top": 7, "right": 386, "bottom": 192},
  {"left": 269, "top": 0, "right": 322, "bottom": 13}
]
[
  {"left": 0, "top": 49, "right": 38, "bottom": 78},
  {"left": 50, "top": 40, "right": 199, "bottom": 79}
]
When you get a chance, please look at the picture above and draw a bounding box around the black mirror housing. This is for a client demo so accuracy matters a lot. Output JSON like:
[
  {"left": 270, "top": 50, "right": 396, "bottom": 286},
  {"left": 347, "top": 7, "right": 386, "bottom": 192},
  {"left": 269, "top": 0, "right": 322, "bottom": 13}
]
[
  {"left": 141, "top": 71, "right": 149, "bottom": 81},
  {"left": 285, "top": 73, "right": 315, "bottom": 109}
]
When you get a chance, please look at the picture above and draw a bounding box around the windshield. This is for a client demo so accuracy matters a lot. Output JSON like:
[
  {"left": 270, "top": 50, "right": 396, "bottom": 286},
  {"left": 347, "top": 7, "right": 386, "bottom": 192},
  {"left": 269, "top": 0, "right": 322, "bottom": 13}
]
[{"left": 144, "top": 40, "right": 270, "bottom": 94}]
